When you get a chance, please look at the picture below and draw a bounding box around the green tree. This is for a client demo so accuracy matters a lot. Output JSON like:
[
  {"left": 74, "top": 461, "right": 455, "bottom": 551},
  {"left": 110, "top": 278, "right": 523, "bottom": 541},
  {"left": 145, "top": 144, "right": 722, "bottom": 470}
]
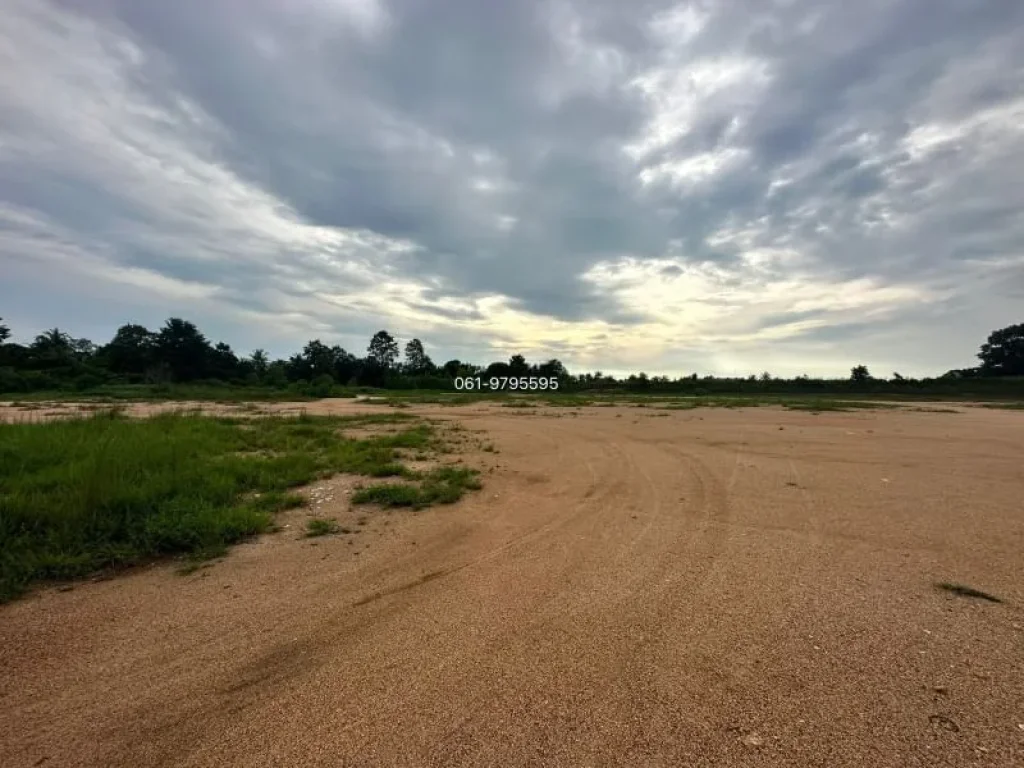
[
  {"left": 331, "top": 346, "right": 359, "bottom": 384},
  {"left": 442, "top": 359, "right": 462, "bottom": 378},
  {"left": 265, "top": 360, "right": 288, "bottom": 387},
  {"left": 208, "top": 342, "right": 240, "bottom": 380},
  {"left": 850, "top": 365, "right": 871, "bottom": 383},
  {"left": 508, "top": 354, "right": 528, "bottom": 374},
  {"left": 404, "top": 338, "right": 433, "bottom": 374},
  {"left": 0, "top": 317, "right": 9, "bottom": 344},
  {"left": 303, "top": 340, "right": 335, "bottom": 377},
  {"left": 537, "top": 358, "right": 566, "bottom": 378},
  {"left": 978, "top": 323, "right": 1024, "bottom": 376},
  {"left": 102, "top": 324, "right": 156, "bottom": 375},
  {"left": 156, "top": 318, "right": 211, "bottom": 382},
  {"left": 30, "top": 328, "right": 75, "bottom": 367},
  {"left": 367, "top": 330, "right": 399, "bottom": 369},
  {"left": 249, "top": 349, "right": 269, "bottom": 379}
]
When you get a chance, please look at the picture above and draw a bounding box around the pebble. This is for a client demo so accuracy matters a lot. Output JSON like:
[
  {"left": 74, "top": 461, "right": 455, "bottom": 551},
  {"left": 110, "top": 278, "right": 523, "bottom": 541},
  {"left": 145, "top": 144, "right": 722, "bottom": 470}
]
[{"left": 742, "top": 732, "right": 765, "bottom": 747}]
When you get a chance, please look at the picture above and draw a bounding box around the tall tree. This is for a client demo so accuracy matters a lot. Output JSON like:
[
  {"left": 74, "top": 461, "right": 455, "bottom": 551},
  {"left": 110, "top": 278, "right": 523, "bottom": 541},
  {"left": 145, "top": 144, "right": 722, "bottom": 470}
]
[
  {"left": 30, "top": 328, "right": 75, "bottom": 367},
  {"left": 508, "top": 354, "right": 528, "bottom": 374},
  {"left": 208, "top": 342, "right": 240, "bottom": 380},
  {"left": 978, "top": 323, "right": 1024, "bottom": 376},
  {"left": 249, "top": 349, "right": 269, "bottom": 379},
  {"left": 403, "top": 338, "right": 433, "bottom": 374},
  {"left": 850, "top": 364, "right": 871, "bottom": 383},
  {"left": 331, "top": 346, "right": 359, "bottom": 384},
  {"left": 102, "top": 324, "right": 155, "bottom": 375},
  {"left": 303, "top": 340, "right": 336, "bottom": 377},
  {"left": 156, "top": 318, "right": 211, "bottom": 381},
  {"left": 442, "top": 359, "right": 462, "bottom": 378},
  {"left": 367, "top": 330, "right": 399, "bottom": 369},
  {"left": 536, "top": 358, "right": 566, "bottom": 378},
  {"left": 0, "top": 317, "right": 9, "bottom": 344}
]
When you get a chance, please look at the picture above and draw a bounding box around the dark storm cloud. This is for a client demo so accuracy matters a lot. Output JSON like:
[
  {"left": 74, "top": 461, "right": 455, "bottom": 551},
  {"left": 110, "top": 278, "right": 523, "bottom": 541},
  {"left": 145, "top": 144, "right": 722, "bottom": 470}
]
[{"left": 1, "top": 0, "right": 1022, "bottom": 374}]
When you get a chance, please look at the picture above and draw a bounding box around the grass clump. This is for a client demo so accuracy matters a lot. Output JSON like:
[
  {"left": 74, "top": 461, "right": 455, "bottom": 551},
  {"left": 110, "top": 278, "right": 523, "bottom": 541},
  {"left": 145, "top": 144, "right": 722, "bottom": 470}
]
[
  {"left": 935, "top": 582, "right": 1003, "bottom": 603},
  {"left": 783, "top": 400, "right": 893, "bottom": 412},
  {"left": 0, "top": 411, "right": 448, "bottom": 601},
  {"left": 352, "top": 467, "right": 482, "bottom": 509},
  {"left": 305, "top": 518, "right": 341, "bottom": 537}
]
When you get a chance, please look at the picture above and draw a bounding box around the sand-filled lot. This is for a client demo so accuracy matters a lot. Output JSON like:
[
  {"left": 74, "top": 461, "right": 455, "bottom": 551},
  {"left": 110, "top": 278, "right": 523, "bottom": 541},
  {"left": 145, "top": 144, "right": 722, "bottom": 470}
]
[{"left": 2, "top": 402, "right": 1023, "bottom": 767}]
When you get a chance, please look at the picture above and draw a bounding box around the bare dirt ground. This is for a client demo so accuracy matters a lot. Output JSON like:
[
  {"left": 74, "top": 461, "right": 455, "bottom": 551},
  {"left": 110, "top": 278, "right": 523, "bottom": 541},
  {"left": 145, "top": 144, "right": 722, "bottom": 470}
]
[{"left": 2, "top": 402, "right": 1023, "bottom": 767}]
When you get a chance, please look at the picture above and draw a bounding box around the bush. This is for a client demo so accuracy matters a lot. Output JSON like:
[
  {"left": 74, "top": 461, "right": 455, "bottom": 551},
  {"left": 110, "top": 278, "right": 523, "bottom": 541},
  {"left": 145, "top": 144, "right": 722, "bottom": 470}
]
[
  {"left": 0, "top": 367, "right": 27, "bottom": 393},
  {"left": 310, "top": 373, "right": 336, "bottom": 397}
]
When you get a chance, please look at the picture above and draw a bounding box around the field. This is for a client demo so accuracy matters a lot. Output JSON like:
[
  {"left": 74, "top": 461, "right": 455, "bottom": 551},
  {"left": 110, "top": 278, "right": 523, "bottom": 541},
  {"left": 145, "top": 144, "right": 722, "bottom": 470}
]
[{"left": 1, "top": 398, "right": 1023, "bottom": 767}]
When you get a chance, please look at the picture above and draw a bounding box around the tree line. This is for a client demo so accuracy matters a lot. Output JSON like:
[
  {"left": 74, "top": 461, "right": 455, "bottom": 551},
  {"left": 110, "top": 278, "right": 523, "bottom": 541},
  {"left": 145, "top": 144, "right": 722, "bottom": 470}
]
[{"left": 0, "top": 316, "right": 1021, "bottom": 396}]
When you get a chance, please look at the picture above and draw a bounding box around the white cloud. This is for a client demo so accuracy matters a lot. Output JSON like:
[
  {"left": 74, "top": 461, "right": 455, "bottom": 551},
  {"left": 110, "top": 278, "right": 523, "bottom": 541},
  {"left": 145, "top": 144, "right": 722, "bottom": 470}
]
[{"left": 1, "top": 0, "right": 1022, "bottom": 376}]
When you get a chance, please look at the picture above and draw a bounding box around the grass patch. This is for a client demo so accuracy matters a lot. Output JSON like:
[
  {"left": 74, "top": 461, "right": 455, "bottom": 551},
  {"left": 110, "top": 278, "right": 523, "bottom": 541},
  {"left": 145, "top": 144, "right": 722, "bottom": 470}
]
[
  {"left": 935, "top": 582, "right": 1003, "bottom": 603},
  {"left": 352, "top": 467, "right": 482, "bottom": 509},
  {"left": 783, "top": 400, "right": 894, "bottom": 412},
  {"left": 980, "top": 402, "right": 1024, "bottom": 410},
  {"left": 305, "top": 518, "right": 341, "bottom": 537},
  {"left": 0, "top": 411, "right": 455, "bottom": 601}
]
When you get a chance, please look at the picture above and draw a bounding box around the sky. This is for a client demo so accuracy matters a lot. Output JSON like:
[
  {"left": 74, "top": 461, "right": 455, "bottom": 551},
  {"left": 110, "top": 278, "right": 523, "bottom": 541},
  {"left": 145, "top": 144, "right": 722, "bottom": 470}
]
[{"left": 1, "top": 0, "right": 1022, "bottom": 378}]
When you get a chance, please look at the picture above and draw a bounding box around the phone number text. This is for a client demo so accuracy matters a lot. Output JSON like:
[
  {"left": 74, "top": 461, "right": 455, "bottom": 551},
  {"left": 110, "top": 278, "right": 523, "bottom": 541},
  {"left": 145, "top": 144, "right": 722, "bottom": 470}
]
[{"left": 454, "top": 377, "right": 559, "bottom": 391}]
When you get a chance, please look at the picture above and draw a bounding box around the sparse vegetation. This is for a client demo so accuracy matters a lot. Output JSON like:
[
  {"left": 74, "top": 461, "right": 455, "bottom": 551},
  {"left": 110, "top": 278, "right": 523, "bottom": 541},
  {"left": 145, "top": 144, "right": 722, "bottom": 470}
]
[
  {"left": 783, "top": 400, "right": 895, "bottom": 412},
  {"left": 305, "top": 518, "right": 341, "bottom": 537},
  {"left": 0, "top": 411, "right": 468, "bottom": 601},
  {"left": 353, "top": 467, "right": 482, "bottom": 509}
]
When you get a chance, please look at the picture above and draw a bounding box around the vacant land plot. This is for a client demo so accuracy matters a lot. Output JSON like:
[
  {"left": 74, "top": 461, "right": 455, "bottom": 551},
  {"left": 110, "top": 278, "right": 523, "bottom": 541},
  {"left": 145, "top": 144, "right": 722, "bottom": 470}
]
[{"left": 1, "top": 402, "right": 1022, "bottom": 767}]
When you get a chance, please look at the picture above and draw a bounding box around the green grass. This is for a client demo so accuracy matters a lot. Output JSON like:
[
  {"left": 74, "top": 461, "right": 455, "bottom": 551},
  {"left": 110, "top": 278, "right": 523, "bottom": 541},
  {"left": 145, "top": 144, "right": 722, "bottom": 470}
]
[
  {"left": 935, "top": 582, "right": 1003, "bottom": 603},
  {"left": 352, "top": 467, "right": 482, "bottom": 509},
  {"left": 305, "top": 518, "right": 341, "bottom": 537},
  {"left": 781, "top": 399, "right": 896, "bottom": 412},
  {"left": 0, "top": 411, "right": 461, "bottom": 601}
]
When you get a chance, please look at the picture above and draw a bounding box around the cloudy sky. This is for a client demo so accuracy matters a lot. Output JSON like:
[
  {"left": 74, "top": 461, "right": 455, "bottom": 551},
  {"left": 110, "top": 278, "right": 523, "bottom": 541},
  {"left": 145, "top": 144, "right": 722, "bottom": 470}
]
[{"left": 1, "top": 0, "right": 1022, "bottom": 377}]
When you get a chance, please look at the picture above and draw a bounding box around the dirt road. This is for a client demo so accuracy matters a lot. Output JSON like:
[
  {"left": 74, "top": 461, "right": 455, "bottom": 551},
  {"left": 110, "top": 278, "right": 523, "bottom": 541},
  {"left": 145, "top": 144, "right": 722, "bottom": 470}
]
[{"left": 2, "top": 404, "right": 1023, "bottom": 766}]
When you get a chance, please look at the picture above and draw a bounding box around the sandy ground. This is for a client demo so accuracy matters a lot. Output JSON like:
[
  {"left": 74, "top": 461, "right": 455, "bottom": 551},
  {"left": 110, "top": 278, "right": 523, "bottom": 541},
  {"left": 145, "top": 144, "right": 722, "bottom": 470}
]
[{"left": 2, "top": 402, "right": 1023, "bottom": 767}]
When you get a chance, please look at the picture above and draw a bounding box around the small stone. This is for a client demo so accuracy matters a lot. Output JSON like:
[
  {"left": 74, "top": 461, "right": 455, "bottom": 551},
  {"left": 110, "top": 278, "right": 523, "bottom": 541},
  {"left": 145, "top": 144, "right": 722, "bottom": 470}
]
[
  {"left": 933, "top": 685, "right": 948, "bottom": 695},
  {"left": 928, "top": 714, "right": 959, "bottom": 732},
  {"left": 741, "top": 732, "right": 765, "bottom": 747}
]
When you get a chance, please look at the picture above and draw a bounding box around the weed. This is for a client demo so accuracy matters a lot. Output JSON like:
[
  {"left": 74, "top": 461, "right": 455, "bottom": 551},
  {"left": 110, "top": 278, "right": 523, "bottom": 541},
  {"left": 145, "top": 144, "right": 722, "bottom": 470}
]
[
  {"left": 0, "top": 411, "right": 456, "bottom": 601},
  {"left": 305, "top": 518, "right": 341, "bottom": 537},
  {"left": 352, "top": 467, "right": 482, "bottom": 509},
  {"left": 783, "top": 400, "right": 893, "bottom": 412}
]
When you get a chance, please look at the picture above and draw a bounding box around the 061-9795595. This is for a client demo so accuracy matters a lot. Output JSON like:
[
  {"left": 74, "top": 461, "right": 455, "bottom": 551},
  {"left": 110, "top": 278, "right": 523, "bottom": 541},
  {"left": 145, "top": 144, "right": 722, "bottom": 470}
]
[{"left": 453, "top": 376, "right": 559, "bottom": 391}]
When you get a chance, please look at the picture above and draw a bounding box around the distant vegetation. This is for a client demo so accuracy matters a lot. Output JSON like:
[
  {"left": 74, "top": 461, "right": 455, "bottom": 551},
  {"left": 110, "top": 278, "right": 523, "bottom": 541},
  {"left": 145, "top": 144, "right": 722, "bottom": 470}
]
[{"left": 1, "top": 316, "right": 1022, "bottom": 399}]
